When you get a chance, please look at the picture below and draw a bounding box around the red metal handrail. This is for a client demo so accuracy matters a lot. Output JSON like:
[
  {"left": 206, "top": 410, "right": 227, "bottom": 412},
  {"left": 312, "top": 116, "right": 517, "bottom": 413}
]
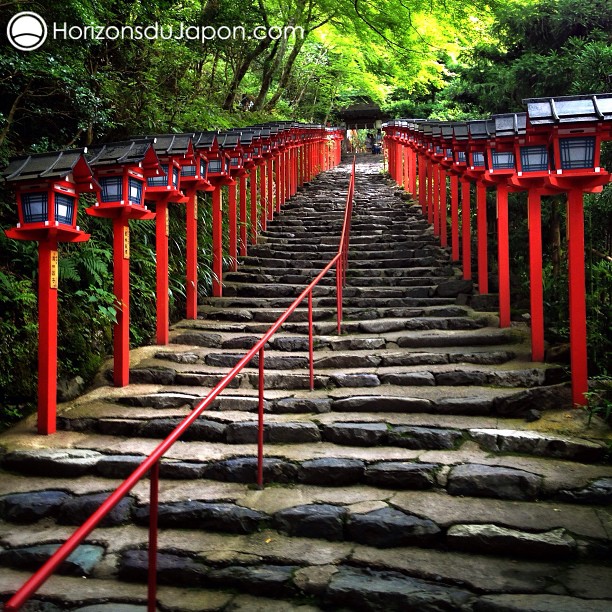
[{"left": 4, "top": 156, "right": 356, "bottom": 612}]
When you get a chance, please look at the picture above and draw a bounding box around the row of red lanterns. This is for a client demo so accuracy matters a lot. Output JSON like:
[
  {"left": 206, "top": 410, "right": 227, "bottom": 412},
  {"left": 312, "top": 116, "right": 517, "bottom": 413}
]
[
  {"left": 2, "top": 122, "right": 344, "bottom": 434},
  {"left": 383, "top": 93, "right": 612, "bottom": 406}
]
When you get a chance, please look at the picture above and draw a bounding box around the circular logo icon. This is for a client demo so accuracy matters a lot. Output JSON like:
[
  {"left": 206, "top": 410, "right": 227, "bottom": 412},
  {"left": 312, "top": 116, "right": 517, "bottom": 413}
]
[{"left": 7, "top": 12, "right": 47, "bottom": 51}]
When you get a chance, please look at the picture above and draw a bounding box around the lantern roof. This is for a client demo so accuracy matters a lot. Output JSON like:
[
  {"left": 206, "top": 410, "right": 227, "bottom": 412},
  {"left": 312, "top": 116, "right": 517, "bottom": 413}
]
[
  {"left": 218, "top": 132, "right": 241, "bottom": 150},
  {"left": 192, "top": 131, "right": 219, "bottom": 151},
  {"left": 492, "top": 113, "right": 527, "bottom": 138},
  {"left": 441, "top": 123, "right": 455, "bottom": 140},
  {"left": 86, "top": 138, "right": 159, "bottom": 169},
  {"left": 467, "top": 119, "right": 495, "bottom": 139},
  {"left": 147, "top": 133, "right": 194, "bottom": 157},
  {"left": 236, "top": 130, "right": 254, "bottom": 147},
  {"left": 2, "top": 148, "right": 94, "bottom": 185},
  {"left": 524, "top": 93, "right": 612, "bottom": 125}
]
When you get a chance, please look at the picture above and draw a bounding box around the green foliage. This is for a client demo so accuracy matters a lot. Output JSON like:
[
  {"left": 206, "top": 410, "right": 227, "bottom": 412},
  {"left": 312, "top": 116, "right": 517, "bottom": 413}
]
[{"left": 584, "top": 376, "right": 612, "bottom": 427}]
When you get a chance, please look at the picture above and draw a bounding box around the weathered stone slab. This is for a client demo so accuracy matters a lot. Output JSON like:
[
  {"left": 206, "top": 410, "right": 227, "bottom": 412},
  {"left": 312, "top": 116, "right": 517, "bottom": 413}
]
[
  {"left": 325, "top": 566, "right": 473, "bottom": 611},
  {"left": 555, "top": 477, "right": 612, "bottom": 504},
  {"left": 0, "top": 490, "right": 71, "bottom": 523},
  {"left": 347, "top": 507, "right": 441, "bottom": 548},
  {"left": 274, "top": 504, "right": 347, "bottom": 541},
  {"left": 494, "top": 385, "right": 573, "bottom": 417},
  {"left": 381, "top": 352, "right": 449, "bottom": 367},
  {"left": 202, "top": 457, "right": 298, "bottom": 484},
  {"left": 57, "top": 492, "right": 134, "bottom": 527},
  {"left": 323, "top": 422, "right": 389, "bottom": 446},
  {"left": 119, "top": 550, "right": 208, "bottom": 586},
  {"left": 273, "top": 397, "right": 332, "bottom": 414},
  {"left": 1, "top": 449, "right": 102, "bottom": 478},
  {"left": 133, "top": 501, "right": 266, "bottom": 534},
  {"left": 128, "top": 367, "right": 176, "bottom": 385},
  {"left": 447, "top": 524, "right": 576, "bottom": 559},
  {"left": 364, "top": 462, "right": 438, "bottom": 489},
  {"left": 298, "top": 458, "right": 365, "bottom": 486},
  {"left": 171, "top": 331, "right": 223, "bottom": 347},
  {"left": 470, "top": 429, "right": 607, "bottom": 463},
  {"left": 380, "top": 372, "right": 436, "bottom": 386},
  {"left": 332, "top": 396, "right": 432, "bottom": 413},
  {"left": 0, "top": 544, "right": 104, "bottom": 576},
  {"left": 118, "top": 392, "right": 199, "bottom": 409},
  {"left": 331, "top": 373, "right": 381, "bottom": 387},
  {"left": 226, "top": 422, "right": 321, "bottom": 444},
  {"left": 155, "top": 352, "right": 200, "bottom": 364},
  {"left": 389, "top": 426, "right": 463, "bottom": 450},
  {"left": 447, "top": 464, "right": 542, "bottom": 500},
  {"left": 208, "top": 565, "right": 297, "bottom": 597},
  {"left": 436, "top": 279, "right": 473, "bottom": 297}
]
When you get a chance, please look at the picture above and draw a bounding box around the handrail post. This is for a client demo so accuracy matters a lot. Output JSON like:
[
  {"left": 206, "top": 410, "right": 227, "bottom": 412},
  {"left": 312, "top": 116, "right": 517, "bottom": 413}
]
[
  {"left": 147, "top": 460, "right": 160, "bottom": 612},
  {"left": 257, "top": 347, "right": 265, "bottom": 489},
  {"left": 308, "top": 290, "right": 314, "bottom": 390},
  {"left": 336, "top": 257, "right": 343, "bottom": 335}
]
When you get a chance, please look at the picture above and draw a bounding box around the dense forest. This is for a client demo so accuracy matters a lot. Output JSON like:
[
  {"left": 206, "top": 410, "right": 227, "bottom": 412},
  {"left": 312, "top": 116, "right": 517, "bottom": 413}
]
[{"left": 1, "top": 0, "right": 611, "bottom": 428}]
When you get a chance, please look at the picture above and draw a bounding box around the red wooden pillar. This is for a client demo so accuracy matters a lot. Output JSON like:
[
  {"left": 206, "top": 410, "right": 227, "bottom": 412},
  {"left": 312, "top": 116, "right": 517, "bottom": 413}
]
[
  {"left": 450, "top": 174, "right": 460, "bottom": 261},
  {"left": 186, "top": 191, "right": 198, "bottom": 319},
  {"left": 276, "top": 153, "right": 282, "bottom": 213},
  {"left": 403, "top": 146, "right": 410, "bottom": 192},
  {"left": 212, "top": 187, "right": 223, "bottom": 297},
  {"left": 267, "top": 157, "right": 274, "bottom": 220},
  {"left": 396, "top": 143, "right": 403, "bottom": 187},
  {"left": 440, "top": 168, "right": 448, "bottom": 247},
  {"left": 410, "top": 149, "right": 417, "bottom": 197},
  {"left": 433, "top": 164, "right": 440, "bottom": 236},
  {"left": 476, "top": 181, "right": 488, "bottom": 294},
  {"left": 418, "top": 154, "right": 426, "bottom": 214},
  {"left": 37, "top": 238, "right": 59, "bottom": 434},
  {"left": 461, "top": 177, "right": 472, "bottom": 281},
  {"left": 155, "top": 199, "right": 170, "bottom": 344},
  {"left": 250, "top": 167, "right": 258, "bottom": 245},
  {"left": 567, "top": 189, "right": 588, "bottom": 405},
  {"left": 259, "top": 163, "right": 267, "bottom": 232},
  {"left": 228, "top": 181, "right": 238, "bottom": 271},
  {"left": 239, "top": 174, "right": 248, "bottom": 256},
  {"left": 427, "top": 159, "right": 434, "bottom": 224},
  {"left": 528, "top": 190, "right": 544, "bottom": 361},
  {"left": 497, "top": 184, "right": 511, "bottom": 328},
  {"left": 113, "top": 214, "right": 131, "bottom": 385}
]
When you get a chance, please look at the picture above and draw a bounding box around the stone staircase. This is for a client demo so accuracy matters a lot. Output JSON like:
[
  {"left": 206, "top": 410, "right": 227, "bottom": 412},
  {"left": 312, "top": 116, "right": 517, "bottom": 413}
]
[{"left": 1, "top": 157, "right": 611, "bottom": 611}]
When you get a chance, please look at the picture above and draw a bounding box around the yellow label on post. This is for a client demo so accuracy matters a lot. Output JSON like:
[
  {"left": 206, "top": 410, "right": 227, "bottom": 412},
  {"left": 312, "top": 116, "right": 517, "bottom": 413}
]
[
  {"left": 166, "top": 207, "right": 170, "bottom": 237},
  {"left": 194, "top": 199, "right": 198, "bottom": 220},
  {"left": 123, "top": 225, "right": 130, "bottom": 259},
  {"left": 50, "top": 251, "right": 59, "bottom": 289}
]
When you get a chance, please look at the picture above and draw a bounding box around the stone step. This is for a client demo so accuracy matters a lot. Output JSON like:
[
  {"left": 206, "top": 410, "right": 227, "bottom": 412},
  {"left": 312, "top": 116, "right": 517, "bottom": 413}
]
[
  {"left": 2, "top": 533, "right": 610, "bottom": 610},
  {"left": 51, "top": 409, "right": 608, "bottom": 464},
  {"left": 2, "top": 441, "right": 611, "bottom": 501}
]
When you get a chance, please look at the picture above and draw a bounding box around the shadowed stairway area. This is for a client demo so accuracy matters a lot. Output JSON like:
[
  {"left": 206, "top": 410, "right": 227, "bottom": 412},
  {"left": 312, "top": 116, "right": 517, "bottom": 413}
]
[{"left": 1, "top": 156, "right": 611, "bottom": 611}]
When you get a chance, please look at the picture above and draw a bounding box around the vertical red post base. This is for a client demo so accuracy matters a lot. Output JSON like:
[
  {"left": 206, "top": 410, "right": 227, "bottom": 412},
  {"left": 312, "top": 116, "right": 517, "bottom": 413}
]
[
  {"left": 113, "top": 215, "right": 131, "bottom": 386},
  {"left": 476, "top": 182, "right": 488, "bottom": 295},
  {"left": 528, "top": 190, "right": 545, "bottom": 362},
  {"left": 567, "top": 190, "right": 588, "bottom": 405},
  {"left": 239, "top": 174, "right": 248, "bottom": 257},
  {"left": 212, "top": 187, "right": 223, "bottom": 298},
  {"left": 497, "top": 185, "right": 511, "bottom": 328},
  {"left": 186, "top": 191, "right": 198, "bottom": 320},
  {"left": 461, "top": 178, "right": 472, "bottom": 281},
  {"left": 228, "top": 182, "right": 238, "bottom": 272},
  {"left": 155, "top": 200, "right": 170, "bottom": 345},
  {"left": 37, "top": 239, "right": 59, "bottom": 435},
  {"left": 450, "top": 175, "right": 460, "bottom": 262},
  {"left": 250, "top": 167, "right": 259, "bottom": 245}
]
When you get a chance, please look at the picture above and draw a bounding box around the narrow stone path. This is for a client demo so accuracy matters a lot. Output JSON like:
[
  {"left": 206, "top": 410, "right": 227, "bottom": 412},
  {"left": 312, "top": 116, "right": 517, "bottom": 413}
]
[{"left": 0, "top": 156, "right": 611, "bottom": 611}]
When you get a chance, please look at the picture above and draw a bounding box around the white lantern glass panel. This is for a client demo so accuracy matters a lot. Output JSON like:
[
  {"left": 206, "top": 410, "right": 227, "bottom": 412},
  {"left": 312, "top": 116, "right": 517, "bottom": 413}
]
[
  {"left": 54, "top": 193, "right": 75, "bottom": 225},
  {"left": 520, "top": 146, "right": 548, "bottom": 172},
  {"left": 559, "top": 137, "right": 595, "bottom": 170},
  {"left": 22, "top": 192, "right": 48, "bottom": 223},
  {"left": 100, "top": 177, "right": 122, "bottom": 202}
]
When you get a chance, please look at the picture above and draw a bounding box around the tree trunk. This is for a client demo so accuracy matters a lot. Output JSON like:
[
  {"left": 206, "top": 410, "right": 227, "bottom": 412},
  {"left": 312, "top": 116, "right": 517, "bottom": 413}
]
[
  {"left": 0, "top": 89, "right": 27, "bottom": 149},
  {"left": 252, "top": 37, "right": 286, "bottom": 110},
  {"left": 264, "top": 37, "right": 306, "bottom": 111},
  {"left": 222, "top": 37, "right": 272, "bottom": 110}
]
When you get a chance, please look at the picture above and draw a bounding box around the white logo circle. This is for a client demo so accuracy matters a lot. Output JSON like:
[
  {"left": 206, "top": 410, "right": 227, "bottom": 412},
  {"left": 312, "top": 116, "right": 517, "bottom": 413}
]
[{"left": 7, "top": 12, "right": 47, "bottom": 51}]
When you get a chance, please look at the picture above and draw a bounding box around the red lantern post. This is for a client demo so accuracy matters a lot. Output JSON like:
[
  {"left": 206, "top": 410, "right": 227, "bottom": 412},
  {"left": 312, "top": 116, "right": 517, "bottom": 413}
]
[
  {"left": 86, "top": 139, "right": 160, "bottom": 387},
  {"left": 524, "top": 93, "right": 612, "bottom": 404},
  {"left": 181, "top": 132, "right": 215, "bottom": 319},
  {"left": 3, "top": 150, "right": 96, "bottom": 434}
]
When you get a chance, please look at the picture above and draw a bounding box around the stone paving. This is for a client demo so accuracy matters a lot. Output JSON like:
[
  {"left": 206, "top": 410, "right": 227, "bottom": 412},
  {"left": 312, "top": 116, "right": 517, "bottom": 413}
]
[{"left": 0, "top": 155, "right": 611, "bottom": 610}]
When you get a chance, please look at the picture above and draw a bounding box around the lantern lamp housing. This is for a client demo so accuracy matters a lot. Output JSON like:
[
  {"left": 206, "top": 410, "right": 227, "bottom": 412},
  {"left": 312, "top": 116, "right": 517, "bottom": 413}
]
[
  {"left": 2, "top": 148, "right": 96, "bottom": 242},
  {"left": 524, "top": 93, "right": 612, "bottom": 178}
]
